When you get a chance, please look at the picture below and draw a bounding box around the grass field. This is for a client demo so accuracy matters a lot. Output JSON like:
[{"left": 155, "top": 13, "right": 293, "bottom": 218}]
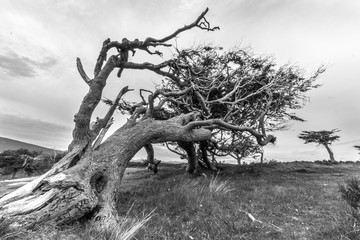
[{"left": 1, "top": 161, "right": 360, "bottom": 239}]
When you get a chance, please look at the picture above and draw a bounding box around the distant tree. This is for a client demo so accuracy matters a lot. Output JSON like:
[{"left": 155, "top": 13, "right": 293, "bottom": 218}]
[
  {"left": 0, "top": 149, "right": 41, "bottom": 178},
  {"left": 354, "top": 145, "right": 360, "bottom": 160},
  {"left": 19, "top": 154, "right": 56, "bottom": 176},
  {"left": 207, "top": 133, "right": 263, "bottom": 165},
  {"left": 298, "top": 129, "right": 340, "bottom": 162}
]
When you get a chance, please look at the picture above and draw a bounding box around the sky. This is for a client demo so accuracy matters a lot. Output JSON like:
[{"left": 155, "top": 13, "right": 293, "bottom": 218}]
[{"left": 0, "top": 0, "right": 359, "bottom": 162}]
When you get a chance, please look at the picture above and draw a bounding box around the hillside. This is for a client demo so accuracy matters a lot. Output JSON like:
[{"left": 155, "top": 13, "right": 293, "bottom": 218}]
[{"left": 0, "top": 137, "right": 56, "bottom": 154}]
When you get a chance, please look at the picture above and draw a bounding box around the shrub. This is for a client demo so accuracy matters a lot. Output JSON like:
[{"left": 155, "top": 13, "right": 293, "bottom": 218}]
[
  {"left": 338, "top": 178, "right": 360, "bottom": 239},
  {"left": 339, "top": 178, "right": 360, "bottom": 212}
]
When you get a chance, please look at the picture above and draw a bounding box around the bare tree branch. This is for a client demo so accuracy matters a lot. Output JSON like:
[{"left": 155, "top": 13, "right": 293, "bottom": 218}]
[
  {"left": 92, "top": 118, "right": 114, "bottom": 150},
  {"left": 145, "top": 87, "right": 193, "bottom": 118},
  {"left": 184, "top": 118, "right": 276, "bottom": 146},
  {"left": 90, "top": 8, "right": 218, "bottom": 80},
  {"left": 193, "top": 90, "right": 210, "bottom": 116},
  {"left": 90, "top": 86, "right": 133, "bottom": 142},
  {"left": 144, "top": 8, "right": 219, "bottom": 44},
  {"left": 122, "top": 61, "right": 186, "bottom": 86},
  {"left": 94, "top": 38, "right": 111, "bottom": 77},
  {"left": 76, "top": 58, "right": 91, "bottom": 85}
]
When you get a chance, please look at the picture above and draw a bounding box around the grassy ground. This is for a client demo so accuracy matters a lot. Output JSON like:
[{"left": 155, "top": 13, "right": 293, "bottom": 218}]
[{"left": 1, "top": 161, "right": 360, "bottom": 239}]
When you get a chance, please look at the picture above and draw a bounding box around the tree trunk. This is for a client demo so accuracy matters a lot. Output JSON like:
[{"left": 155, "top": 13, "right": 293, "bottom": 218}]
[
  {"left": 323, "top": 143, "right": 336, "bottom": 162},
  {"left": 0, "top": 115, "right": 211, "bottom": 229},
  {"left": 178, "top": 141, "right": 198, "bottom": 174},
  {"left": 260, "top": 151, "right": 264, "bottom": 164},
  {"left": 144, "top": 143, "right": 154, "bottom": 164},
  {"left": 144, "top": 143, "right": 161, "bottom": 174},
  {"left": 199, "top": 141, "right": 217, "bottom": 171},
  {"left": 11, "top": 168, "right": 18, "bottom": 179}
]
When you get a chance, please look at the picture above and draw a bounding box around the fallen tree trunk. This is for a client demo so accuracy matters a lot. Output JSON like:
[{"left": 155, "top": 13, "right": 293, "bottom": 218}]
[{"left": 0, "top": 114, "right": 211, "bottom": 229}]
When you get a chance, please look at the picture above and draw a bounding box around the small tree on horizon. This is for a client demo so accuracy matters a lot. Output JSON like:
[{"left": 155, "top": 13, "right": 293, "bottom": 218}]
[
  {"left": 298, "top": 129, "right": 340, "bottom": 162},
  {"left": 354, "top": 145, "right": 360, "bottom": 160}
]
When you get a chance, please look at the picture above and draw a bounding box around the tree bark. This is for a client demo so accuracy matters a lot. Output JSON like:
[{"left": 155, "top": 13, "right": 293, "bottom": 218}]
[
  {"left": 144, "top": 143, "right": 154, "bottom": 164},
  {"left": 0, "top": 115, "right": 211, "bottom": 229}
]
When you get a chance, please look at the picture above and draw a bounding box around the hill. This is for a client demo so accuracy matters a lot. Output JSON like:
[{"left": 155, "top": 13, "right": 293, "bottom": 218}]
[{"left": 0, "top": 137, "right": 56, "bottom": 154}]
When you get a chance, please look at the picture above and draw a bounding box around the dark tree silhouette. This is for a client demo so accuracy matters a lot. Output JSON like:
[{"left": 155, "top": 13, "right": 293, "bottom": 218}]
[
  {"left": 298, "top": 129, "right": 340, "bottom": 162},
  {"left": 0, "top": 8, "right": 324, "bottom": 230},
  {"left": 354, "top": 145, "right": 360, "bottom": 160}
]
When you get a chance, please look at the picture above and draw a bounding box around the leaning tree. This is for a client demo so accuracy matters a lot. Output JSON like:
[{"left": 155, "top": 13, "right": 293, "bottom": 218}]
[
  {"left": 298, "top": 129, "right": 340, "bottom": 162},
  {"left": 354, "top": 145, "right": 360, "bottom": 160},
  {"left": 0, "top": 8, "right": 324, "bottom": 229}
]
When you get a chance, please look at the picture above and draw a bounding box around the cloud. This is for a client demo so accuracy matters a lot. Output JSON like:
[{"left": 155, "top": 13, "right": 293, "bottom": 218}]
[
  {"left": 292, "top": 150, "right": 319, "bottom": 156},
  {"left": 0, "top": 51, "right": 57, "bottom": 78},
  {"left": 0, "top": 52, "right": 36, "bottom": 77},
  {"left": 337, "top": 139, "right": 360, "bottom": 146}
]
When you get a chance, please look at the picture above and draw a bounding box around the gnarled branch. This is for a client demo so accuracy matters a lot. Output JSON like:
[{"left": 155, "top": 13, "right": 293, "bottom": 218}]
[
  {"left": 76, "top": 58, "right": 91, "bottom": 85},
  {"left": 144, "top": 8, "right": 218, "bottom": 44},
  {"left": 184, "top": 119, "right": 276, "bottom": 146},
  {"left": 90, "top": 86, "right": 133, "bottom": 144}
]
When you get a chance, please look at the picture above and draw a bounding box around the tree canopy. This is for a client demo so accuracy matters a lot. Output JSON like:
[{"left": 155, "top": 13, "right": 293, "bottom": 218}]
[
  {"left": 298, "top": 129, "right": 340, "bottom": 145},
  {"left": 113, "top": 44, "right": 324, "bottom": 165}
]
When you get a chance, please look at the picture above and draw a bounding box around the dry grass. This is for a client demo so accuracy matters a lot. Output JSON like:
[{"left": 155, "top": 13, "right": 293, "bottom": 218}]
[
  {"left": 0, "top": 210, "right": 153, "bottom": 240},
  {"left": 208, "top": 175, "right": 234, "bottom": 195},
  {"left": 80, "top": 211, "right": 153, "bottom": 240},
  {"left": 116, "top": 161, "right": 360, "bottom": 239},
  {"left": 2, "top": 161, "right": 360, "bottom": 239}
]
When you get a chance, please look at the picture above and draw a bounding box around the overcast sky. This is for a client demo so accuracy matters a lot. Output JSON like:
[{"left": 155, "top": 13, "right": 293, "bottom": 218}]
[{"left": 0, "top": 0, "right": 359, "bottom": 162}]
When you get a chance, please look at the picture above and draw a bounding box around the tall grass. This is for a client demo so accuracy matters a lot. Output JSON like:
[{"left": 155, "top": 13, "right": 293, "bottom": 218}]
[
  {"left": 3, "top": 162, "right": 360, "bottom": 239},
  {"left": 116, "top": 163, "right": 360, "bottom": 239},
  {"left": 0, "top": 211, "right": 153, "bottom": 240},
  {"left": 121, "top": 174, "right": 263, "bottom": 240},
  {"left": 208, "top": 175, "right": 234, "bottom": 195},
  {"left": 82, "top": 211, "right": 153, "bottom": 240},
  {"left": 338, "top": 177, "right": 360, "bottom": 239}
]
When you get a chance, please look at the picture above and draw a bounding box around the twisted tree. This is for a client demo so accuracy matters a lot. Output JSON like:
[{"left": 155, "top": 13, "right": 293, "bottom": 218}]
[
  {"left": 354, "top": 145, "right": 360, "bottom": 160},
  {"left": 0, "top": 8, "right": 323, "bottom": 229},
  {"left": 298, "top": 129, "right": 340, "bottom": 162}
]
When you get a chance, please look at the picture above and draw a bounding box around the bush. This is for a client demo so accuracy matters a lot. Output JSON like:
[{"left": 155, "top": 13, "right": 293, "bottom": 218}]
[
  {"left": 338, "top": 178, "right": 360, "bottom": 239},
  {"left": 339, "top": 178, "right": 360, "bottom": 212}
]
